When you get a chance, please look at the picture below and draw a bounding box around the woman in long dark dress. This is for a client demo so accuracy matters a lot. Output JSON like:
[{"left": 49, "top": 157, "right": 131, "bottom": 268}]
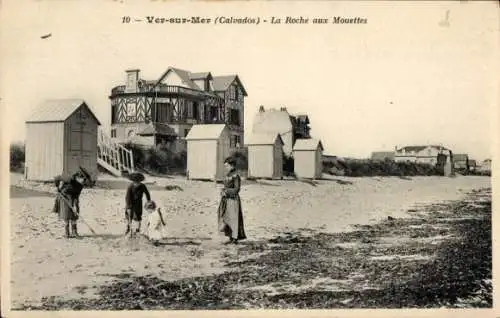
[{"left": 218, "top": 157, "right": 246, "bottom": 244}]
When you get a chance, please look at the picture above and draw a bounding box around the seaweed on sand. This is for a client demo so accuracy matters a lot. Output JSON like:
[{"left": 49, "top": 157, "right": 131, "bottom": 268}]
[{"left": 22, "top": 189, "right": 491, "bottom": 310}]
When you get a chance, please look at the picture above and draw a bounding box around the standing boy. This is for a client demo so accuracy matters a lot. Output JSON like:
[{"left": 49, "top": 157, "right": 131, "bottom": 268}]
[{"left": 125, "top": 172, "right": 152, "bottom": 236}]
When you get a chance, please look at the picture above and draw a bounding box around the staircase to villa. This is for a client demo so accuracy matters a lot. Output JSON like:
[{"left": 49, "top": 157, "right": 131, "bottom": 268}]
[{"left": 97, "top": 129, "right": 135, "bottom": 177}]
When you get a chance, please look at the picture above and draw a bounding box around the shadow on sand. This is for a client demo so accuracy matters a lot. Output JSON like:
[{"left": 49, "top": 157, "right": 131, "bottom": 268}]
[
  {"left": 243, "top": 179, "right": 281, "bottom": 187},
  {"left": 154, "top": 240, "right": 202, "bottom": 246},
  {"left": 318, "top": 178, "right": 354, "bottom": 185},
  {"left": 399, "top": 176, "right": 413, "bottom": 181},
  {"left": 95, "top": 180, "right": 165, "bottom": 191},
  {"left": 296, "top": 178, "right": 354, "bottom": 187},
  {"left": 297, "top": 179, "right": 318, "bottom": 187},
  {"left": 78, "top": 234, "right": 126, "bottom": 240},
  {"left": 166, "top": 237, "right": 212, "bottom": 241},
  {"left": 10, "top": 186, "right": 54, "bottom": 198}
]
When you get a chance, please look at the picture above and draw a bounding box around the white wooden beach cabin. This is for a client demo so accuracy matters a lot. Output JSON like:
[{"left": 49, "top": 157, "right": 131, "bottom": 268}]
[
  {"left": 185, "top": 124, "right": 230, "bottom": 181},
  {"left": 246, "top": 132, "right": 284, "bottom": 179},
  {"left": 293, "top": 138, "right": 324, "bottom": 179},
  {"left": 25, "top": 99, "right": 101, "bottom": 182}
]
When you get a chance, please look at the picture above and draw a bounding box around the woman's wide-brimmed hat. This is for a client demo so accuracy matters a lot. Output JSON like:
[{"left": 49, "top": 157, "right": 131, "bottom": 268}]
[
  {"left": 78, "top": 166, "right": 92, "bottom": 181},
  {"left": 128, "top": 172, "right": 145, "bottom": 182}
]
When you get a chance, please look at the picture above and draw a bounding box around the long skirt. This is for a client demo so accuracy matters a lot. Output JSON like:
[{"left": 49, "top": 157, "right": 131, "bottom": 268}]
[
  {"left": 59, "top": 195, "right": 79, "bottom": 222},
  {"left": 217, "top": 195, "right": 246, "bottom": 240}
]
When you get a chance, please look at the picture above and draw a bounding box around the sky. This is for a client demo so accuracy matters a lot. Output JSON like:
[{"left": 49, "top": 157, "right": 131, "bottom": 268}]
[{"left": 1, "top": 0, "right": 498, "bottom": 161}]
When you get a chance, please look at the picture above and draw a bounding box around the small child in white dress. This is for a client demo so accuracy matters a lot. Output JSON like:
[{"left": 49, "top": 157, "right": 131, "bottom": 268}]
[{"left": 144, "top": 200, "right": 168, "bottom": 245}]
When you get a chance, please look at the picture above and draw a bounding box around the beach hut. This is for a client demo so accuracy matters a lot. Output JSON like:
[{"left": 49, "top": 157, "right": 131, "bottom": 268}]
[
  {"left": 246, "top": 132, "right": 284, "bottom": 179},
  {"left": 185, "top": 124, "right": 230, "bottom": 181},
  {"left": 293, "top": 138, "right": 324, "bottom": 179},
  {"left": 25, "top": 99, "right": 101, "bottom": 182}
]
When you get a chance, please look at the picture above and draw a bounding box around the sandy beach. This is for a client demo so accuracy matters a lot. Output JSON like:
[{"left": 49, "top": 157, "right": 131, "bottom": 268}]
[{"left": 9, "top": 172, "right": 491, "bottom": 309}]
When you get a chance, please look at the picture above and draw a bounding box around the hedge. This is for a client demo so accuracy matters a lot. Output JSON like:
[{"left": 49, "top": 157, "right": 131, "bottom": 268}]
[
  {"left": 123, "top": 143, "right": 187, "bottom": 175},
  {"left": 10, "top": 143, "right": 25, "bottom": 172},
  {"left": 323, "top": 158, "right": 443, "bottom": 177}
]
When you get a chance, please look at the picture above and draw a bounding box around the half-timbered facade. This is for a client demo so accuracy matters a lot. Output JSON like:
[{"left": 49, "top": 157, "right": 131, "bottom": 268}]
[{"left": 109, "top": 67, "right": 247, "bottom": 151}]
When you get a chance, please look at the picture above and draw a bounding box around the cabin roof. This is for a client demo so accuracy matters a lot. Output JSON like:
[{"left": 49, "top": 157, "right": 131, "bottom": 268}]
[
  {"left": 154, "top": 67, "right": 247, "bottom": 95},
  {"left": 212, "top": 75, "right": 248, "bottom": 96},
  {"left": 246, "top": 132, "right": 284, "bottom": 146},
  {"left": 154, "top": 67, "right": 201, "bottom": 90},
  {"left": 293, "top": 138, "right": 324, "bottom": 151},
  {"left": 137, "top": 123, "right": 177, "bottom": 136},
  {"left": 453, "top": 154, "right": 469, "bottom": 161},
  {"left": 26, "top": 99, "right": 101, "bottom": 125},
  {"left": 185, "top": 124, "right": 227, "bottom": 140}
]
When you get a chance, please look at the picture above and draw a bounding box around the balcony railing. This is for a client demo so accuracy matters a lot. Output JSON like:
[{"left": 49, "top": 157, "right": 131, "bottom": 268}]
[{"left": 111, "top": 84, "right": 224, "bottom": 101}]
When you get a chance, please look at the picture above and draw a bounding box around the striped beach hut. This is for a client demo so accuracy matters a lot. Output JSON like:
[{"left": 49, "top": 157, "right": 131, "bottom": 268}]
[
  {"left": 185, "top": 124, "right": 230, "bottom": 181},
  {"left": 293, "top": 138, "right": 324, "bottom": 179},
  {"left": 25, "top": 99, "right": 101, "bottom": 181},
  {"left": 246, "top": 132, "right": 284, "bottom": 179}
]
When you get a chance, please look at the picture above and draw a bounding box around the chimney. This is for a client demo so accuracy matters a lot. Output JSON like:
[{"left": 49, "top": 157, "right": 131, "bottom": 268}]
[
  {"left": 259, "top": 105, "right": 265, "bottom": 113},
  {"left": 125, "top": 69, "right": 140, "bottom": 93}
]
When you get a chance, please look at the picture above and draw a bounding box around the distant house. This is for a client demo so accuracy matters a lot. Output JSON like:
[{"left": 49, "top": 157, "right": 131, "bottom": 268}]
[
  {"left": 453, "top": 154, "right": 469, "bottom": 170},
  {"left": 483, "top": 159, "right": 492, "bottom": 168},
  {"left": 371, "top": 151, "right": 395, "bottom": 161},
  {"left": 479, "top": 159, "right": 492, "bottom": 173},
  {"left": 290, "top": 114, "right": 311, "bottom": 140},
  {"left": 468, "top": 159, "right": 477, "bottom": 172},
  {"left": 394, "top": 145, "right": 452, "bottom": 165}
]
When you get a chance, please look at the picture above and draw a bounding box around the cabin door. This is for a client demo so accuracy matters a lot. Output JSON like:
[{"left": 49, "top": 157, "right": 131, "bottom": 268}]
[{"left": 67, "top": 107, "right": 97, "bottom": 178}]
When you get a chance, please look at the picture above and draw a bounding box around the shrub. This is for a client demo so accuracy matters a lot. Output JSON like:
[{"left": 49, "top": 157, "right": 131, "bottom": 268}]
[
  {"left": 123, "top": 143, "right": 187, "bottom": 175},
  {"left": 323, "top": 158, "right": 441, "bottom": 177},
  {"left": 10, "top": 143, "right": 25, "bottom": 172}
]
